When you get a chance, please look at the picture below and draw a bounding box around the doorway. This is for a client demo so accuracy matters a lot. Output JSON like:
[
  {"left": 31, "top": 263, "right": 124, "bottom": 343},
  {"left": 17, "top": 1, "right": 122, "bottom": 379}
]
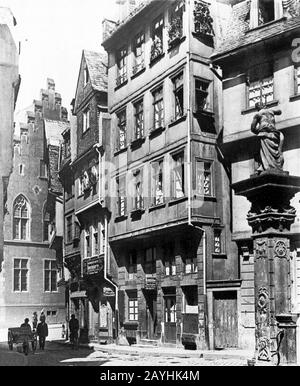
[
  {"left": 164, "top": 292, "right": 176, "bottom": 343},
  {"left": 145, "top": 291, "right": 157, "bottom": 340}
]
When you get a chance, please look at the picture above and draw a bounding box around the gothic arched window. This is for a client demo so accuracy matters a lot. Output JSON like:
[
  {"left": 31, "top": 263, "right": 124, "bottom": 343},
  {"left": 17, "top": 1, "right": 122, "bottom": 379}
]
[{"left": 13, "top": 195, "right": 30, "bottom": 240}]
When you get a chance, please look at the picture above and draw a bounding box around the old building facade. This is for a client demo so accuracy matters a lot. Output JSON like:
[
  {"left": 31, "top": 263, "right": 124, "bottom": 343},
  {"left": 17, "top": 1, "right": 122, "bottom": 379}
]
[
  {"left": 211, "top": 0, "right": 300, "bottom": 350},
  {"left": 0, "top": 79, "right": 67, "bottom": 329},
  {"left": 102, "top": 0, "right": 239, "bottom": 349},
  {"left": 59, "top": 50, "right": 112, "bottom": 342}
]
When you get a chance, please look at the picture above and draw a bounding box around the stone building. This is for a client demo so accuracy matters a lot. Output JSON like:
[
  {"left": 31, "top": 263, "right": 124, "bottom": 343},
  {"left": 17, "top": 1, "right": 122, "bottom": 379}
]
[
  {"left": 101, "top": 0, "right": 239, "bottom": 349},
  {"left": 0, "top": 79, "right": 67, "bottom": 330},
  {"left": 0, "top": 7, "right": 20, "bottom": 273},
  {"left": 211, "top": 0, "right": 300, "bottom": 350},
  {"left": 59, "top": 50, "right": 111, "bottom": 342}
]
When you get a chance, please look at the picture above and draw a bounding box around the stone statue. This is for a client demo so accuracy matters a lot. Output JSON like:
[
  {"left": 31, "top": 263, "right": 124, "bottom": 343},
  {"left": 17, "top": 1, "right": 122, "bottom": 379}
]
[{"left": 251, "top": 102, "right": 284, "bottom": 173}]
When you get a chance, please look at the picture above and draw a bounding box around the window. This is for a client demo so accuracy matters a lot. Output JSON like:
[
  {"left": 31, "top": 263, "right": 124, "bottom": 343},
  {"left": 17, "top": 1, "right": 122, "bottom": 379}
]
[
  {"left": 43, "top": 209, "right": 50, "bottom": 242},
  {"left": 134, "top": 99, "right": 144, "bottom": 139},
  {"left": 195, "top": 79, "right": 210, "bottom": 112},
  {"left": 13, "top": 195, "right": 30, "bottom": 240},
  {"left": 133, "top": 32, "right": 145, "bottom": 75},
  {"left": 152, "top": 87, "right": 164, "bottom": 130},
  {"left": 100, "top": 223, "right": 105, "bottom": 255},
  {"left": 165, "top": 296, "right": 176, "bottom": 323},
  {"left": 84, "top": 65, "right": 89, "bottom": 86},
  {"left": 185, "top": 256, "right": 198, "bottom": 274},
  {"left": 13, "top": 259, "right": 28, "bottom": 292},
  {"left": 295, "top": 66, "right": 300, "bottom": 95},
  {"left": 128, "top": 251, "right": 137, "bottom": 281},
  {"left": 144, "top": 248, "right": 156, "bottom": 275},
  {"left": 151, "top": 15, "right": 164, "bottom": 62},
  {"left": 19, "top": 164, "right": 24, "bottom": 176},
  {"left": 133, "top": 170, "right": 143, "bottom": 210},
  {"left": 258, "top": 0, "right": 275, "bottom": 25},
  {"left": 172, "top": 152, "right": 185, "bottom": 199},
  {"left": 116, "top": 47, "right": 127, "bottom": 87},
  {"left": 117, "top": 175, "right": 127, "bottom": 217},
  {"left": 83, "top": 108, "right": 90, "bottom": 133},
  {"left": 164, "top": 243, "right": 176, "bottom": 276},
  {"left": 44, "top": 260, "right": 57, "bottom": 292},
  {"left": 214, "top": 229, "right": 222, "bottom": 254},
  {"left": 196, "top": 161, "right": 212, "bottom": 196},
  {"left": 182, "top": 286, "right": 198, "bottom": 314},
  {"left": 183, "top": 239, "right": 197, "bottom": 274},
  {"left": 78, "top": 176, "right": 84, "bottom": 196},
  {"left": 85, "top": 227, "right": 91, "bottom": 258},
  {"left": 66, "top": 215, "right": 72, "bottom": 243},
  {"left": 92, "top": 222, "right": 99, "bottom": 256},
  {"left": 117, "top": 109, "right": 127, "bottom": 150},
  {"left": 152, "top": 159, "right": 164, "bottom": 206},
  {"left": 168, "top": 0, "right": 184, "bottom": 46},
  {"left": 173, "top": 72, "right": 184, "bottom": 119},
  {"left": 128, "top": 294, "right": 138, "bottom": 321},
  {"left": 40, "top": 160, "right": 48, "bottom": 178},
  {"left": 20, "top": 127, "right": 28, "bottom": 138},
  {"left": 248, "top": 76, "right": 274, "bottom": 108}
]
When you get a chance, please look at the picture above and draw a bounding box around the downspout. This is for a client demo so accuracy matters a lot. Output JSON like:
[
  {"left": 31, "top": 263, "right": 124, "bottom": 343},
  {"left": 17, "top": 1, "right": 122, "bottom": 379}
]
[
  {"left": 95, "top": 129, "right": 119, "bottom": 339},
  {"left": 186, "top": 0, "right": 208, "bottom": 348}
]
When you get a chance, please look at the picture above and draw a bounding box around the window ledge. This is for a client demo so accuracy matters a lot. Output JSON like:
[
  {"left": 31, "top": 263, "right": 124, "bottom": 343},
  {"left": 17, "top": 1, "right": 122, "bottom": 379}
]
[
  {"left": 150, "top": 52, "right": 165, "bottom": 67},
  {"left": 131, "top": 208, "right": 145, "bottom": 216},
  {"left": 246, "top": 17, "right": 286, "bottom": 34},
  {"left": 212, "top": 253, "right": 227, "bottom": 259},
  {"left": 149, "top": 126, "right": 165, "bottom": 138},
  {"left": 149, "top": 202, "right": 166, "bottom": 212},
  {"left": 115, "top": 214, "right": 128, "bottom": 223},
  {"left": 114, "top": 79, "right": 128, "bottom": 91},
  {"left": 193, "top": 194, "right": 216, "bottom": 202},
  {"left": 130, "top": 136, "right": 146, "bottom": 150},
  {"left": 241, "top": 100, "right": 279, "bottom": 115},
  {"left": 131, "top": 66, "right": 146, "bottom": 80},
  {"left": 193, "top": 109, "right": 214, "bottom": 119},
  {"left": 168, "top": 114, "right": 187, "bottom": 128},
  {"left": 168, "top": 196, "right": 188, "bottom": 206},
  {"left": 114, "top": 146, "right": 128, "bottom": 156},
  {"left": 168, "top": 36, "right": 186, "bottom": 51},
  {"left": 289, "top": 94, "right": 300, "bottom": 102}
]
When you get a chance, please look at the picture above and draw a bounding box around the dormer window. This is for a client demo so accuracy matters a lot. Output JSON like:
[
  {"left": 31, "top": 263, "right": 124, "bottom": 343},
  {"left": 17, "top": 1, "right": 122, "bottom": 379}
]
[
  {"left": 84, "top": 66, "right": 89, "bottom": 86},
  {"left": 259, "top": 0, "right": 275, "bottom": 25}
]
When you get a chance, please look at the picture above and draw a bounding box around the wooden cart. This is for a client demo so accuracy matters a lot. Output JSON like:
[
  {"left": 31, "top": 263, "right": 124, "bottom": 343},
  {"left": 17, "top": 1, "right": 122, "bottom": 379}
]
[{"left": 8, "top": 327, "right": 37, "bottom": 355}]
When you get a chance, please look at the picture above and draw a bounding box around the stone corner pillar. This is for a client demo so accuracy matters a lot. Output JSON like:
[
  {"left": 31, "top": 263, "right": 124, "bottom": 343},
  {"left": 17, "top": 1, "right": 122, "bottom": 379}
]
[{"left": 232, "top": 170, "right": 300, "bottom": 365}]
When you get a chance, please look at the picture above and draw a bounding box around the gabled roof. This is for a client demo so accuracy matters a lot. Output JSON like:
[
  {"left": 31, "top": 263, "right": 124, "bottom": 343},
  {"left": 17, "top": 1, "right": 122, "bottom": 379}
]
[
  {"left": 83, "top": 50, "right": 108, "bottom": 92},
  {"left": 212, "top": 1, "right": 300, "bottom": 61}
]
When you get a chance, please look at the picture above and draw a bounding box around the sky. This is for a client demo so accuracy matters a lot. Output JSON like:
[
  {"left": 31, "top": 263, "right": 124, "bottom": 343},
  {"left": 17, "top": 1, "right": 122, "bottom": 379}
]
[{"left": 1, "top": 0, "right": 116, "bottom": 122}]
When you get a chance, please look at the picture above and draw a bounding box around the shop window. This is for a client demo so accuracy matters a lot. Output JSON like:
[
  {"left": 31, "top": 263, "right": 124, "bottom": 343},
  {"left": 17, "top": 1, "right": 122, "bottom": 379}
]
[
  {"left": 133, "top": 32, "right": 145, "bottom": 75},
  {"left": 116, "top": 46, "right": 127, "bottom": 87},
  {"left": 13, "top": 259, "right": 28, "bottom": 292},
  {"left": 172, "top": 72, "right": 184, "bottom": 120},
  {"left": 152, "top": 159, "right": 164, "bottom": 206},
  {"left": 172, "top": 152, "right": 185, "bottom": 199}
]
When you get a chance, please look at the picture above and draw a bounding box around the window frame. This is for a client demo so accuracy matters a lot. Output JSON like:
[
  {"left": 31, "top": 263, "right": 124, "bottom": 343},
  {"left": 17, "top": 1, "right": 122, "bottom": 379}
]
[
  {"left": 13, "top": 258, "right": 29, "bottom": 293},
  {"left": 133, "top": 31, "right": 145, "bottom": 75},
  {"left": 172, "top": 72, "right": 184, "bottom": 120},
  {"left": 128, "top": 251, "right": 137, "bottom": 281},
  {"left": 151, "top": 158, "right": 164, "bottom": 206},
  {"left": 151, "top": 15, "right": 164, "bottom": 62},
  {"left": 133, "top": 99, "right": 144, "bottom": 140},
  {"left": 128, "top": 295, "right": 138, "bottom": 322},
  {"left": 195, "top": 77, "right": 211, "bottom": 113},
  {"left": 117, "top": 174, "right": 127, "bottom": 217},
  {"left": 152, "top": 86, "right": 164, "bottom": 131},
  {"left": 171, "top": 151, "right": 185, "bottom": 199},
  {"left": 83, "top": 108, "right": 90, "bottom": 133},
  {"left": 116, "top": 46, "right": 128, "bottom": 87},
  {"left": 294, "top": 65, "right": 300, "bottom": 95},
  {"left": 13, "top": 195, "right": 30, "bottom": 241},
  {"left": 195, "top": 159, "right": 213, "bottom": 197},
  {"left": 133, "top": 169, "right": 144, "bottom": 211},
  {"left": 66, "top": 215, "right": 73, "bottom": 244},
  {"left": 116, "top": 109, "right": 127, "bottom": 151},
  {"left": 44, "top": 259, "right": 58, "bottom": 293}
]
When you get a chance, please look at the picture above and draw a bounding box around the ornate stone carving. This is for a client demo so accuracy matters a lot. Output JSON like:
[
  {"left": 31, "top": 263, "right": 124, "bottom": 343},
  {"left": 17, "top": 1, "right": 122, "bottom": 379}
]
[
  {"left": 258, "top": 287, "right": 269, "bottom": 316},
  {"left": 274, "top": 240, "right": 287, "bottom": 258},
  {"left": 255, "top": 240, "right": 267, "bottom": 259},
  {"left": 258, "top": 337, "right": 271, "bottom": 361},
  {"left": 283, "top": 0, "right": 300, "bottom": 17},
  {"left": 194, "top": 0, "right": 214, "bottom": 36}
]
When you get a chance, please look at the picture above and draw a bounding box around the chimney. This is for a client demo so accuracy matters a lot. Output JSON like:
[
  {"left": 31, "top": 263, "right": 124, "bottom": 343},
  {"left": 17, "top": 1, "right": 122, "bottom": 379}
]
[{"left": 116, "top": 0, "right": 137, "bottom": 22}]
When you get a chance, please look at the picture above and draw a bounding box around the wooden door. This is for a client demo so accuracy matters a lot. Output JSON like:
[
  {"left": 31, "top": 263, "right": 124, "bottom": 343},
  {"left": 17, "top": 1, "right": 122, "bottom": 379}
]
[
  {"left": 213, "top": 291, "right": 238, "bottom": 349},
  {"left": 164, "top": 295, "right": 176, "bottom": 343},
  {"left": 146, "top": 293, "right": 157, "bottom": 339}
]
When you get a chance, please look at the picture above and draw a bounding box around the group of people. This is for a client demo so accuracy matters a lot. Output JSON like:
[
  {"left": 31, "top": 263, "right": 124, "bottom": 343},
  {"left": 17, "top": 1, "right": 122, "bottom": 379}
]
[
  {"left": 21, "top": 311, "right": 48, "bottom": 350},
  {"left": 20, "top": 312, "right": 80, "bottom": 351}
]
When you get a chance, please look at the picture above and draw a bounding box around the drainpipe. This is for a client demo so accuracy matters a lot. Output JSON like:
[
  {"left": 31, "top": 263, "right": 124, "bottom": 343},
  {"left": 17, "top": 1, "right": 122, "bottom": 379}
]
[{"left": 94, "top": 142, "right": 119, "bottom": 340}]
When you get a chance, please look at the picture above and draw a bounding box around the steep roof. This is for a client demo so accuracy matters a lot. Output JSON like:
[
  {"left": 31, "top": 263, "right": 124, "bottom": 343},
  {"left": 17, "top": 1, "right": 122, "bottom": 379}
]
[
  {"left": 44, "top": 119, "right": 70, "bottom": 147},
  {"left": 83, "top": 50, "right": 108, "bottom": 92},
  {"left": 212, "top": 1, "right": 300, "bottom": 60}
]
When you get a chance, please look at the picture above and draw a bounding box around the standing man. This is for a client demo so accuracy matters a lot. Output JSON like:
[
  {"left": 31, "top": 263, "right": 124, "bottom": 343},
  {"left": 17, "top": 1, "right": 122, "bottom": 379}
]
[
  {"left": 69, "top": 314, "right": 79, "bottom": 350},
  {"left": 36, "top": 319, "right": 48, "bottom": 350}
]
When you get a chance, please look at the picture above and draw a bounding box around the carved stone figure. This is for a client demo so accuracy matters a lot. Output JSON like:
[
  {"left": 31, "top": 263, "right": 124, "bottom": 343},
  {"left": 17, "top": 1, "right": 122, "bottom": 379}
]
[{"left": 251, "top": 103, "right": 284, "bottom": 173}]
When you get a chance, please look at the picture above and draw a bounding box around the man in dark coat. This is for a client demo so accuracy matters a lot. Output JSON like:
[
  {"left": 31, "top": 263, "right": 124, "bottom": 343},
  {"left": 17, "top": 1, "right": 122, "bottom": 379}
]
[
  {"left": 36, "top": 320, "right": 48, "bottom": 350},
  {"left": 69, "top": 314, "right": 79, "bottom": 350}
]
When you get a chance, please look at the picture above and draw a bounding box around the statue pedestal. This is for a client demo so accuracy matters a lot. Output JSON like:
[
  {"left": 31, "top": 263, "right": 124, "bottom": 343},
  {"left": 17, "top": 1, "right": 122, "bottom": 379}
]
[{"left": 232, "top": 170, "right": 300, "bottom": 365}]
